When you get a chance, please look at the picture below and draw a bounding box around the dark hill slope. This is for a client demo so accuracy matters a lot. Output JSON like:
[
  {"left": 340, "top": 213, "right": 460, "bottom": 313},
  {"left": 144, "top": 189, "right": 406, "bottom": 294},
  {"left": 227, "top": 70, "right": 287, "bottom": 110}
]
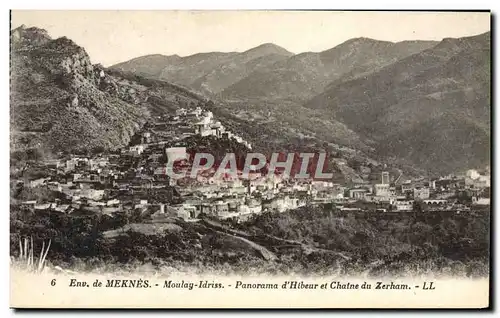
[
  {"left": 111, "top": 43, "right": 294, "bottom": 95},
  {"left": 10, "top": 25, "right": 204, "bottom": 158},
  {"left": 306, "top": 32, "right": 491, "bottom": 174},
  {"left": 221, "top": 38, "right": 437, "bottom": 101}
]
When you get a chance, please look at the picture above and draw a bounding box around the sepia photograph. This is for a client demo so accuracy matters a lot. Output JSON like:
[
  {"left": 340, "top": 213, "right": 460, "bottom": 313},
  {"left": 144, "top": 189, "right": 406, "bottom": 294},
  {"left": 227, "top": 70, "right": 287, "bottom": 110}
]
[{"left": 9, "top": 10, "right": 491, "bottom": 309}]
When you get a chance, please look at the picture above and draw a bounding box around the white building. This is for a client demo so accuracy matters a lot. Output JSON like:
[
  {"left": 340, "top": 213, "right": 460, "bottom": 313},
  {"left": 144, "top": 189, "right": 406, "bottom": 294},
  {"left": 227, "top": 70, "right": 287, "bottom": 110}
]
[
  {"left": 394, "top": 200, "right": 414, "bottom": 212},
  {"left": 472, "top": 197, "right": 490, "bottom": 206},
  {"left": 413, "top": 187, "right": 430, "bottom": 199},
  {"left": 175, "top": 204, "right": 198, "bottom": 220},
  {"left": 381, "top": 171, "right": 390, "bottom": 185},
  {"left": 466, "top": 169, "right": 481, "bottom": 180},
  {"left": 80, "top": 189, "right": 105, "bottom": 201},
  {"left": 374, "top": 184, "right": 390, "bottom": 197},
  {"left": 129, "top": 145, "right": 145, "bottom": 156},
  {"left": 165, "top": 147, "right": 188, "bottom": 163},
  {"left": 349, "top": 188, "right": 368, "bottom": 200}
]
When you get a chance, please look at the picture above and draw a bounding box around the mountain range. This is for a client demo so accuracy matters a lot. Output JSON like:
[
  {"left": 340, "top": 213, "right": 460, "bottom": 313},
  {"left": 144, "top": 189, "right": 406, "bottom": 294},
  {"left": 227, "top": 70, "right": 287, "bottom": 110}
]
[
  {"left": 306, "top": 32, "right": 491, "bottom": 174},
  {"left": 112, "top": 31, "right": 491, "bottom": 175},
  {"left": 112, "top": 43, "right": 295, "bottom": 95},
  {"left": 112, "top": 38, "right": 438, "bottom": 101}
]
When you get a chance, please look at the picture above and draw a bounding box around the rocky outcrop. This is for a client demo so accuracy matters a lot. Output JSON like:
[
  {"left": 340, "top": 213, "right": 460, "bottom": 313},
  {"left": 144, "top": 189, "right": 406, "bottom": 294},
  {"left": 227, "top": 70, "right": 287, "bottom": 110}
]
[
  {"left": 11, "top": 25, "right": 51, "bottom": 49},
  {"left": 10, "top": 26, "right": 149, "bottom": 155}
]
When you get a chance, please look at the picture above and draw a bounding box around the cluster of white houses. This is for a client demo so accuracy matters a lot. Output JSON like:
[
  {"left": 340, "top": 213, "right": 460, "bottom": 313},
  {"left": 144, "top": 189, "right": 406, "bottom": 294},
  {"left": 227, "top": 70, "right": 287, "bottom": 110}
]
[
  {"left": 167, "top": 176, "right": 342, "bottom": 220},
  {"left": 16, "top": 105, "right": 490, "bottom": 221},
  {"left": 19, "top": 152, "right": 491, "bottom": 220},
  {"left": 128, "top": 107, "right": 252, "bottom": 157},
  {"left": 20, "top": 156, "right": 338, "bottom": 221},
  {"left": 345, "top": 169, "right": 490, "bottom": 212}
]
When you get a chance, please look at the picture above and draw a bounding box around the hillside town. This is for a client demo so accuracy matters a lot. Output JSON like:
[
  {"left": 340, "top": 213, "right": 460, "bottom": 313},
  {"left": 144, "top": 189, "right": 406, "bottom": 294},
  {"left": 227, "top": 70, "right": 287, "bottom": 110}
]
[{"left": 12, "top": 106, "right": 491, "bottom": 224}]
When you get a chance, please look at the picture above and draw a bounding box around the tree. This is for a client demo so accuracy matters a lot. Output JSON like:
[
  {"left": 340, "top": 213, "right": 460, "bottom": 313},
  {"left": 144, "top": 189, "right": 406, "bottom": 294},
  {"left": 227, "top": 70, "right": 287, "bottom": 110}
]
[{"left": 413, "top": 199, "right": 424, "bottom": 213}]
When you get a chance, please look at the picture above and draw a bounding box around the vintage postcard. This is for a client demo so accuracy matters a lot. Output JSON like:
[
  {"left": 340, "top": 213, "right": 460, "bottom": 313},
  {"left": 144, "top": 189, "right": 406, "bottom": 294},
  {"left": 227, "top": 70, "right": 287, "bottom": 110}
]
[{"left": 9, "top": 10, "right": 491, "bottom": 309}]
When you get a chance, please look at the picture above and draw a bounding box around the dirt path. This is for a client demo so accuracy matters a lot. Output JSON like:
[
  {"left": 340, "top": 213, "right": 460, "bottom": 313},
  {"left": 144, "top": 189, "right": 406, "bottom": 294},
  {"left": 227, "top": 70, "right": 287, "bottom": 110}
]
[{"left": 201, "top": 218, "right": 351, "bottom": 261}]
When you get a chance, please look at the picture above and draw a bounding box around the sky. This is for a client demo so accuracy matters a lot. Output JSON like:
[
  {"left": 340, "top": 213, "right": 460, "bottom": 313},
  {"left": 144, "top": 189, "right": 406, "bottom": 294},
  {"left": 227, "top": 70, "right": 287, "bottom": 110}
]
[{"left": 11, "top": 10, "right": 491, "bottom": 66}]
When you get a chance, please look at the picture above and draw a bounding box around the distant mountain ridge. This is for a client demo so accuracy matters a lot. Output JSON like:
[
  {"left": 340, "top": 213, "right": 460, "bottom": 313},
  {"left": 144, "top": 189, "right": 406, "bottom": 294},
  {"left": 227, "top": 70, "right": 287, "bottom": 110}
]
[
  {"left": 110, "top": 54, "right": 183, "bottom": 78},
  {"left": 112, "top": 38, "right": 437, "bottom": 101},
  {"left": 221, "top": 38, "right": 439, "bottom": 101},
  {"left": 111, "top": 43, "right": 294, "bottom": 95}
]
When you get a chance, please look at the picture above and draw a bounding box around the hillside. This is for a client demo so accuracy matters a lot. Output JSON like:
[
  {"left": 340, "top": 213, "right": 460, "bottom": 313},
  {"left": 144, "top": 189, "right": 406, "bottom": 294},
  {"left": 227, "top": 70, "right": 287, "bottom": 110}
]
[
  {"left": 306, "top": 32, "right": 491, "bottom": 174},
  {"left": 10, "top": 203, "right": 490, "bottom": 276},
  {"left": 106, "top": 54, "right": 183, "bottom": 78},
  {"left": 221, "top": 38, "right": 437, "bottom": 102},
  {"left": 111, "top": 43, "right": 294, "bottom": 95},
  {"left": 10, "top": 25, "right": 204, "bottom": 160}
]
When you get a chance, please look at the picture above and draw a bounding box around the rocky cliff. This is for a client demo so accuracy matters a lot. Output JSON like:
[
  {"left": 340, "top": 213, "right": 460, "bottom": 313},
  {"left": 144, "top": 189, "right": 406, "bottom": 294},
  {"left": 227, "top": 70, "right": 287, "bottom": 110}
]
[{"left": 10, "top": 25, "right": 204, "bottom": 159}]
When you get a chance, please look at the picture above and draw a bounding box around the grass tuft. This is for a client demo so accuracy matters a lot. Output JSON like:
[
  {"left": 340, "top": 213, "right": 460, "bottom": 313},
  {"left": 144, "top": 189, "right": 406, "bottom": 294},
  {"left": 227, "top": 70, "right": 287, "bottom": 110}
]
[{"left": 14, "top": 236, "right": 51, "bottom": 273}]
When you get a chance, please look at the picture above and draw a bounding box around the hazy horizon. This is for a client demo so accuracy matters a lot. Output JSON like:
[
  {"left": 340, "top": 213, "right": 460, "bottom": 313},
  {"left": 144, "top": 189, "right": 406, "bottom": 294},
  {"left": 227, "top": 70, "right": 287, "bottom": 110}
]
[{"left": 12, "top": 11, "right": 491, "bottom": 66}]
